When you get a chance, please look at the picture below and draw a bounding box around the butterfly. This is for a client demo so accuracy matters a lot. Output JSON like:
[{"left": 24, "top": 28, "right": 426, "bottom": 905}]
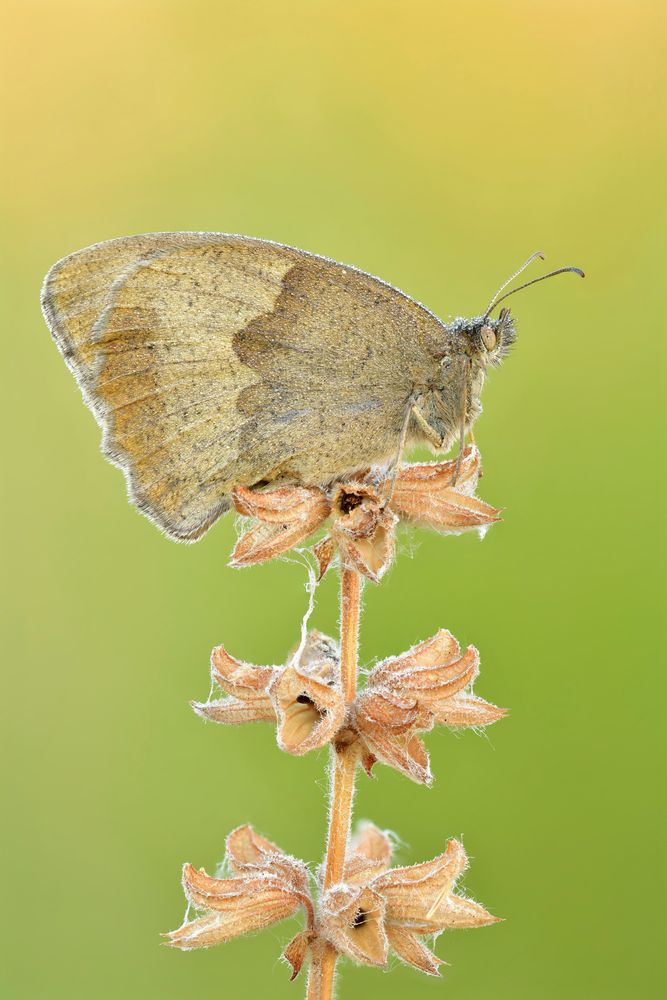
[{"left": 41, "top": 233, "right": 581, "bottom": 541}]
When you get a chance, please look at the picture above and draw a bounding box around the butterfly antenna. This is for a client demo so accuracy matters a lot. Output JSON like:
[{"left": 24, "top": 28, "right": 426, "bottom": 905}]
[
  {"left": 484, "top": 265, "right": 585, "bottom": 318},
  {"left": 482, "top": 251, "right": 545, "bottom": 320}
]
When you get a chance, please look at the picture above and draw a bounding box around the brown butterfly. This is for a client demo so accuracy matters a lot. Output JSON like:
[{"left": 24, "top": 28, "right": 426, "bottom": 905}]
[{"left": 41, "top": 234, "right": 582, "bottom": 541}]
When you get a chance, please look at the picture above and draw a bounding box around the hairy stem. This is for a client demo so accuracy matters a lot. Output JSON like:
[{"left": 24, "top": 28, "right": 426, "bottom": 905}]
[
  {"left": 306, "top": 566, "right": 361, "bottom": 1000},
  {"left": 321, "top": 735, "right": 358, "bottom": 888},
  {"left": 306, "top": 939, "right": 338, "bottom": 1000},
  {"left": 338, "top": 566, "right": 361, "bottom": 704}
]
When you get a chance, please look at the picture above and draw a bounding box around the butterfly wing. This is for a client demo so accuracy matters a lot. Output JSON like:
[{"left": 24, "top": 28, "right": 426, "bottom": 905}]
[{"left": 42, "top": 233, "right": 445, "bottom": 540}]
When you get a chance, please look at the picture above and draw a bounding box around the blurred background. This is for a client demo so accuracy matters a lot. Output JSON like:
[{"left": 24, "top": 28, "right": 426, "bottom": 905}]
[{"left": 1, "top": 1, "right": 664, "bottom": 997}]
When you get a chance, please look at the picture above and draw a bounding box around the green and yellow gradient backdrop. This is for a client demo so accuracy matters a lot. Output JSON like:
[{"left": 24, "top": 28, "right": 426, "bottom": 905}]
[{"left": 1, "top": 2, "right": 664, "bottom": 997}]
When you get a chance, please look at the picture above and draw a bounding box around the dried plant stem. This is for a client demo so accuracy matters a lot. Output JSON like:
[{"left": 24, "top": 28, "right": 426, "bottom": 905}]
[
  {"left": 306, "top": 939, "right": 337, "bottom": 1000},
  {"left": 322, "top": 742, "right": 358, "bottom": 888},
  {"left": 339, "top": 567, "right": 361, "bottom": 704},
  {"left": 307, "top": 566, "right": 361, "bottom": 999}
]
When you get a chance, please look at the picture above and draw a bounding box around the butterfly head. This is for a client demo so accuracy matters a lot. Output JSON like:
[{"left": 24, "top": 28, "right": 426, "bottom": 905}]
[
  {"left": 453, "top": 308, "right": 517, "bottom": 369},
  {"left": 448, "top": 254, "right": 584, "bottom": 371}
]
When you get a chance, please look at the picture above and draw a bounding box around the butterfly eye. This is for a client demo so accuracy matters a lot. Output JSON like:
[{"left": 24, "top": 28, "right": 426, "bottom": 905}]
[{"left": 480, "top": 325, "right": 497, "bottom": 351}]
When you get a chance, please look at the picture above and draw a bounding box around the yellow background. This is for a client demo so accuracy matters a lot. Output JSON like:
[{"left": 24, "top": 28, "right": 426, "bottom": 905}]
[{"left": 1, "top": 1, "right": 664, "bottom": 997}]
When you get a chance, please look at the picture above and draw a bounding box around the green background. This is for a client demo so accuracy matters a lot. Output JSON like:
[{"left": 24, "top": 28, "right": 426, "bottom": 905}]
[{"left": 1, "top": 1, "right": 664, "bottom": 997}]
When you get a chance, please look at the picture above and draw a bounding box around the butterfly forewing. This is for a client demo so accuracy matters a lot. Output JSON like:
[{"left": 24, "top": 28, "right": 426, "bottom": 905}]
[{"left": 42, "top": 233, "right": 445, "bottom": 540}]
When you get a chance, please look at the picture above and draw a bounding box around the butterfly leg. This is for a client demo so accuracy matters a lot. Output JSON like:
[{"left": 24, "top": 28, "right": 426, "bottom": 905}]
[
  {"left": 409, "top": 400, "right": 447, "bottom": 450},
  {"left": 382, "top": 398, "right": 444, "bottom": 504},
  {"left": 452, "top": 357, "right": 472, "bottom": 485}
]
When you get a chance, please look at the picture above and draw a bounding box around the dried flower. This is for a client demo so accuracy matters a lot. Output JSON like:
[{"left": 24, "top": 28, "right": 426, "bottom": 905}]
[
  {"left": 319, "top": 882, "right": 389, "bottom": 966},
  {"left": 317, "top": 823, "right": 499, "bottom": 976},
  {"left": 231, "top": 483, "right": 331, "bottom": 567},
  {"left": 166, "top": 822, "right": 497, "bottom": 982},
  {"left": 352, "top": 628, "right": 507, "bottom": 784},
  {"left": 193, "top": 627, "right": 504, "bottom": 783},
  {"left": 164, "top": 825, "right": 314, "bottom": 953},
  {"left": 326, "top": 480, "right": 399, "bottom": 581},
  {"left": 229, "top": 446, "right": 500, "bottom": 582},
  {"left": 192, "top": 630, "right": 345, "bottom": 756}
]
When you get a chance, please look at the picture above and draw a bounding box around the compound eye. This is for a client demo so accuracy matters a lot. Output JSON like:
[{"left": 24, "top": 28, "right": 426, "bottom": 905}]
[{"left": 480, "top": 324, "right": 497, "bottom": 351}]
